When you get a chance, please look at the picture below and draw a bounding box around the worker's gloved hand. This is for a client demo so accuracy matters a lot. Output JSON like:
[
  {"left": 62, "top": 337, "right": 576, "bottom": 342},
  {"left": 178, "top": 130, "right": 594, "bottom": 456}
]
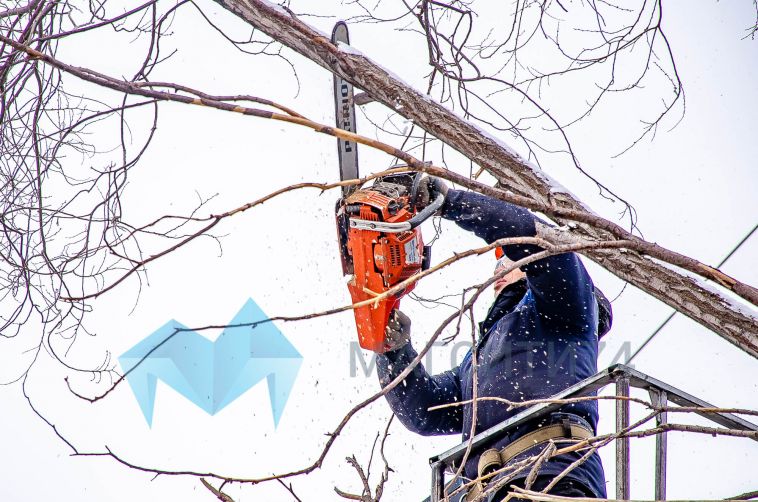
[
  {"left": 385, "top": 309, "right": 411, "bottom": 352},
  {"left": 415, "top": 176, "right": 449, "bottom": 211}
]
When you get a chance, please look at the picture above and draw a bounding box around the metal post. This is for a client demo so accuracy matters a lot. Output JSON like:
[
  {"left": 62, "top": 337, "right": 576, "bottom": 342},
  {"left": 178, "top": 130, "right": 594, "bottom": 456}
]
[
  {"left": 616, "top": 376, "right": 631, "bottom": 500},
  {"left": 649, "top": 389, "right": 668, "bottom": 500},
  {"left": 430, "top": 461, "right": 444, "bottom": 502}
]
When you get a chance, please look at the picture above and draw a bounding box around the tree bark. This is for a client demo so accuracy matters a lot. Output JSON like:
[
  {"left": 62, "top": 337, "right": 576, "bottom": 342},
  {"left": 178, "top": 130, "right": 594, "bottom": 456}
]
[{"left": 212, "top": 0, "right": 758, "bottom": 358}]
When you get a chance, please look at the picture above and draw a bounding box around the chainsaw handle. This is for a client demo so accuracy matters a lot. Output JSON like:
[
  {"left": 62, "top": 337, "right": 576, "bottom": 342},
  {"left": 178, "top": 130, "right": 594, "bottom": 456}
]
[
  {"left": 349, "top": 189, "right": 445, "bottom": 234},
  {"left": 407, "top": 191, "right": 444, "bottom": 229},
  {"left": 347, "top": 191, "right": 444, "bottom": 234}
]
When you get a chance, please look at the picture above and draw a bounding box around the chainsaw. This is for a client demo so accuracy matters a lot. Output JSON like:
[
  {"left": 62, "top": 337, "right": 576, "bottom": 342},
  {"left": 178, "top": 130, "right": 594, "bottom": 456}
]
[{"left": 331, "top": 22, "right": 443, "bottom": 353}]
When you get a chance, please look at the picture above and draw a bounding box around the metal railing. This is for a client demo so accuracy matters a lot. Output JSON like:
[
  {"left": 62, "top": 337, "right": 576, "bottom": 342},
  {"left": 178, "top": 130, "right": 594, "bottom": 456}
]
[{"left": 428, "top": 364, "right": 758, "bottom": 501}]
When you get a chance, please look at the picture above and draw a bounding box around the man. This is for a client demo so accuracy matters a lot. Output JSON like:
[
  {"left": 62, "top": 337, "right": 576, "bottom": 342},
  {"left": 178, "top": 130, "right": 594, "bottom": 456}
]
[{"left": 376, "top": 179, "right": 612, "bottom": 500}]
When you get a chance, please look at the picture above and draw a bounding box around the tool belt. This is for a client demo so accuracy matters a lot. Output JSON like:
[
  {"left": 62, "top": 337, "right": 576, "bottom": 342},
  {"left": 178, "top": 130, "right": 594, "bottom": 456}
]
[{"left": 465, "top": 421, "right": 593, "bottom": 501}]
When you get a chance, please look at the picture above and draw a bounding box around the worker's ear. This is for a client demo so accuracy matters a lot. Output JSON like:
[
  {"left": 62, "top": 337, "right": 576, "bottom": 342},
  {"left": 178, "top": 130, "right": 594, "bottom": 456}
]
[{"left": 594, "top": 287, "right": 612, "bottom": 338}]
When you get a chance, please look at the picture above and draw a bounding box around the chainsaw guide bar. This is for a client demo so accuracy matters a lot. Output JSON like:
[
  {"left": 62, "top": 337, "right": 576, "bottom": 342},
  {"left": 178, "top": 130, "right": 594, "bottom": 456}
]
[{"left": 332, "top": 23, "right": 439, "bottom": 353}]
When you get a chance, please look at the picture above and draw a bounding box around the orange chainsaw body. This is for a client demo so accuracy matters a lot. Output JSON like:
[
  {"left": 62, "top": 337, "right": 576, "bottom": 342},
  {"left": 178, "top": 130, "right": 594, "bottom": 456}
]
[{"left": 338, "top": 181, "right": 426, "bottom": 353}]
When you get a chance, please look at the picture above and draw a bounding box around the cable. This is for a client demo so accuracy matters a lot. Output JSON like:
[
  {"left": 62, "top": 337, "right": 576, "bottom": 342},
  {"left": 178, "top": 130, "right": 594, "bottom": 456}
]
[{"left": 626, "top": 222, "right": 758, "bottom": 363}]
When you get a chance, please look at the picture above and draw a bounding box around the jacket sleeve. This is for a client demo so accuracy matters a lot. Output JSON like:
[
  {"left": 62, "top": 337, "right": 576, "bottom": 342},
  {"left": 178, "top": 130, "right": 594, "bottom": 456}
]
[
  {"left": 441, "top": 189, "right": 597, "bottom": 331},
  {"left": 376, "top": 342, "right": 463, "bottom": 436}
]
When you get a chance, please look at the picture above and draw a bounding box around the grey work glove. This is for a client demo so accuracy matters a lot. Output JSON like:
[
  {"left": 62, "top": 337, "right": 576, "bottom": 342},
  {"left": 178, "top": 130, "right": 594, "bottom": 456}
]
[
  {"left": 385, "top": 309, "right": 411, "bottom": 352},
  {"left": 415, "top": 176, "right": 449, "bottom": 212}
]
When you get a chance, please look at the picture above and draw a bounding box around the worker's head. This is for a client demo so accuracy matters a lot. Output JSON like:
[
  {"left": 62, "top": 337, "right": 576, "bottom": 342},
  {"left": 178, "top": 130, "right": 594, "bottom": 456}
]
[{"left": 493, "top": 255, "right": 527, "bottom": 297}]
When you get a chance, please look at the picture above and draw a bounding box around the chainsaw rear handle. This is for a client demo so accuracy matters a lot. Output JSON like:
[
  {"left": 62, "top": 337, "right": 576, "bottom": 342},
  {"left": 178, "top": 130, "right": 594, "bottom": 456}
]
[{"left": 348, "top": 192, "right": 445, "bottom": 233}]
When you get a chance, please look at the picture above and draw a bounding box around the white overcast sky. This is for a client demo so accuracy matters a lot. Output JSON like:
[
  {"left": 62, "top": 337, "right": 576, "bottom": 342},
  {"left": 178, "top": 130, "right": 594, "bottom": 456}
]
[{"left": 1, "top": 1, "right": 756, "bottom": 501}]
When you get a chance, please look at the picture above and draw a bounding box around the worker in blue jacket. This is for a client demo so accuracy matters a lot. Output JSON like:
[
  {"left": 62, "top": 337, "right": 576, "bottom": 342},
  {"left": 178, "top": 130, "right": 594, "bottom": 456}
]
[{"left": 377, "top": 179, "right": 612, "bottom": 500}]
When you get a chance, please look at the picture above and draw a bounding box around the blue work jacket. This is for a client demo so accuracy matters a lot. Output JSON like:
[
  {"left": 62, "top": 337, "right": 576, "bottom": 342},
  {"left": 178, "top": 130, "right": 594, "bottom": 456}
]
[{"left": 377, "top": 189, "right": 607, "bottom": 497}]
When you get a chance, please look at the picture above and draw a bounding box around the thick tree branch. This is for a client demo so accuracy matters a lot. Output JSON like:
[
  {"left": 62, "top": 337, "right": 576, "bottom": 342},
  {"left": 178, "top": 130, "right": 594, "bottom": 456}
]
[{"left": 210, "top": 0, "right": 758, "bottom": 359}]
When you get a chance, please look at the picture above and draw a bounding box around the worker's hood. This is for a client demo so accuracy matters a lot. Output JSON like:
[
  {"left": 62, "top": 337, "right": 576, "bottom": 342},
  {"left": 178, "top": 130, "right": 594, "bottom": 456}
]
[{"left": 594, "top": 286, "right": 613, "bottom": 338}]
